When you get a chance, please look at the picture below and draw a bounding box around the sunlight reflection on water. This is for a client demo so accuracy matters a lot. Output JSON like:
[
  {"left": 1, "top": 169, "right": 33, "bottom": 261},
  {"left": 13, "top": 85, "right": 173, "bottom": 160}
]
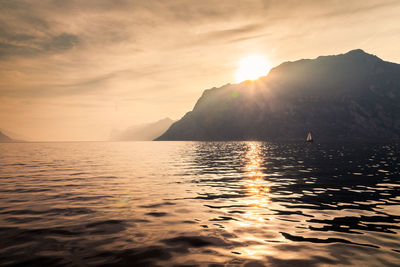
[{"left": 0, "top": 141, "right": 399, "bottom": 266}]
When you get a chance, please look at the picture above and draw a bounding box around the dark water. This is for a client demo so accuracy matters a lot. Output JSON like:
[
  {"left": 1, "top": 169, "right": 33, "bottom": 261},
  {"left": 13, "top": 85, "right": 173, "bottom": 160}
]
[{"left": 0, "top": 141, "right": 399, "bottom": 266}]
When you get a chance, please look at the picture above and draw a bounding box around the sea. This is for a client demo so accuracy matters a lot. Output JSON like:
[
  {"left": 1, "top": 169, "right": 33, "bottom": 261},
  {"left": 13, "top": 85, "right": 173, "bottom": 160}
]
[{"left": 0, "top": 141, "right": 399, "bottom": 266}]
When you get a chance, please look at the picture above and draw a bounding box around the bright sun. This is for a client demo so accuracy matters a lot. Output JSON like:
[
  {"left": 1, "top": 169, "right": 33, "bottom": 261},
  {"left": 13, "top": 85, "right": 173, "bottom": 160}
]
[{"left": 235, "top": 55, "right": 271, "bottom": 83}]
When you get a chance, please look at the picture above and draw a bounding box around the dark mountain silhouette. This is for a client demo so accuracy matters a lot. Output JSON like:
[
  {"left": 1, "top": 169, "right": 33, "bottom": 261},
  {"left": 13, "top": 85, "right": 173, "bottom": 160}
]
[
  {"left": 0, "top": 130, "right": 14, "bottom": 142},
  {"left": 0, "top": 128, "right": 27, "bottom": 141},
  {"left": 156, "top": 49, "right": 400, "bottom": 141},
  {"left": 111, "top": 118, "right": 174, "bottom": 141}
]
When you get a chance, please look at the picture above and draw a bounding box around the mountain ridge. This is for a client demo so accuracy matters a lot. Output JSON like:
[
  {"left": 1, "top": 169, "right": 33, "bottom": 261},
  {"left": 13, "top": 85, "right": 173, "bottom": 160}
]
[
  {"left": 0, "top": 130, "right": 15, "bottom": 142},
  {"left": 156, "top": 49, "right": 400, "bottom": 141},
  {"left": 111, "top": 118, "right": 174, "bottom": 141}
]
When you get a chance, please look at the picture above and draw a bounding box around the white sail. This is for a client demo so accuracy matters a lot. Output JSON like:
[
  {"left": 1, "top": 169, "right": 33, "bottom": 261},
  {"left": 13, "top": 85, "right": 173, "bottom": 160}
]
[{"left": 306, "top": 132, "right": 313, "bottom": 142}]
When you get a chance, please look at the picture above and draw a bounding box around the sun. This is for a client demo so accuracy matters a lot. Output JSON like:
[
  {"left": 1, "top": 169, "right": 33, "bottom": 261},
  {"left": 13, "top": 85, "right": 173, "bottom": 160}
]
[{"left": 235, "top": 55, "right": 271, "bottom": 83}]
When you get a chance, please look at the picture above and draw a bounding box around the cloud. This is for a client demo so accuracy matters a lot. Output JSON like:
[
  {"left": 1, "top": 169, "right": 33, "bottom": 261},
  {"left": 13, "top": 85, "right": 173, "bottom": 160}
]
[
  {"left": 44, "top": 33, "right": 79, "bottom": 51},
  {"left": 313, "top": 0, "right": 400, "bottom": 19},
  {"left": 195, "top": 23, "right": 267, "bottom": 44},
  {"left": 0, "top": 32, "right": 80, "bottom": 58},
  {"left": 0, "top": 0, "right": 400, "bottom": 140}
]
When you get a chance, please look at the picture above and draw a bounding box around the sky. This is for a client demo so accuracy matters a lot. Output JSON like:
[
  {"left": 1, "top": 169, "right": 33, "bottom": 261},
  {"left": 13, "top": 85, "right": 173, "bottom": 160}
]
[{"left": 1, "top": 0, "right": 400, "bottom": 141}]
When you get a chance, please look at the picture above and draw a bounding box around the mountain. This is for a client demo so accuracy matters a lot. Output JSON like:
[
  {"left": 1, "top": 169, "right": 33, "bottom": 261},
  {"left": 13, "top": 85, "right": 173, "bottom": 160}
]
[
  {"left": 0, "top": 128, "right": 27, "bottom": 141},
  {"left": 156, "top": 49, "right": 400, "bottom": 141},
  {"left": 111, "top": 118, "right": 174, "bottom": 141},
  {"left": 0, "top": 130, "right": 14, "bottom": 142}
]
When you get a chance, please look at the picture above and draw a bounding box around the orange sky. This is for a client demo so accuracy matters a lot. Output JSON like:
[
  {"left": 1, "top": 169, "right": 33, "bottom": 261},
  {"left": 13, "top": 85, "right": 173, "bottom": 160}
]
[{"left": 1, "top": 0, "right": 399, "bottom": 141}]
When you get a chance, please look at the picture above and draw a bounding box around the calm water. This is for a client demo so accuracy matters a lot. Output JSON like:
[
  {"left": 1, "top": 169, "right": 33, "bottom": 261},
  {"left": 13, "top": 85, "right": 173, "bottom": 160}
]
[{"left": 0, "top": 141, "right": 399, "bottom": 266}]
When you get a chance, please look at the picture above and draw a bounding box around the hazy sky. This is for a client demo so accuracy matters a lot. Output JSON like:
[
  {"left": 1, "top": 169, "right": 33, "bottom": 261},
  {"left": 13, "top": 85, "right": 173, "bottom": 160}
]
[{"left": 1, "top": 0, "right": 399, "bottom": 141}]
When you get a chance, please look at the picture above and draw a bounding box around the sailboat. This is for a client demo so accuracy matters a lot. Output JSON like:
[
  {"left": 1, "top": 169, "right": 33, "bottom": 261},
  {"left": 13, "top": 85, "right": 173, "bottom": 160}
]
[{"left": 306, "top": 132, "right": 313, "bottom": 142}]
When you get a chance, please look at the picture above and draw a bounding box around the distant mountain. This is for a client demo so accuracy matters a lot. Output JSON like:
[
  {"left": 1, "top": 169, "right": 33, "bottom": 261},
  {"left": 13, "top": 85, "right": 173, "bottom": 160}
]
[
  {"left": 0, "top": 128, "right": 27, "bottom": 141},
  {"left": 0, "top": 130, "right": 14, "bottom": 142},
  {"left": 111, "top": 118, "right": 174, "bottom": 141},
  {"left": 156, "top": 49, "right": 400, "bottom": 141}
]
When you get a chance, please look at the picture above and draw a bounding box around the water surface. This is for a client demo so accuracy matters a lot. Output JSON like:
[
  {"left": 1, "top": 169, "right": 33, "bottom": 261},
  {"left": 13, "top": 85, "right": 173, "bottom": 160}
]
[{"left": 0, "top": 141, "right": 399, "bottom": 266}]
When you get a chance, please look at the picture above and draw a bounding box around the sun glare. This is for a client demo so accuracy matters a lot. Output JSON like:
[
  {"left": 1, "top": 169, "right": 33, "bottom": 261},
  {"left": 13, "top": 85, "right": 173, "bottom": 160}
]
[{"left": 235, "top": 55, "right": 271, "bottom": 83}]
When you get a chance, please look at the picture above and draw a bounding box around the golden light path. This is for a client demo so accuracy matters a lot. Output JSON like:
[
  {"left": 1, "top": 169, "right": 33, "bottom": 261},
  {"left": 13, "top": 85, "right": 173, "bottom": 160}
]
[
  {"left": 244, "top": 142, "right": 271, "bottom": 218},
  {"left": 229, "top": 142, "right": 277, "bottom": 260},
  {"left": 235, "top": 55, "right": 271, "bottom": 83}
]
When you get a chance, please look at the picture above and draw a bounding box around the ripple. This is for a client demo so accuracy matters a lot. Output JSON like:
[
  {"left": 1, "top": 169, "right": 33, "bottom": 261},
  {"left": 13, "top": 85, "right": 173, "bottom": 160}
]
[
  {"left": 162, "top": 235, "right": 225, "bottom": 248},
  {"left": 86, "top": 219, "right": 124, "bottom": 228},
  {"left": 1, "top": 207, "right": 94, "bottom": 216},
  {"left": 138, "top": 201, "right": 176, "bottom": 208},
  {"left": 280, "top": 232, "right": 379, "bottom": 248},
  {"left": 0, "top": 141, "right": 399, "bottom": 266},
  {"left": 145, "top": 212, "right": 168, "bottom": 217}
]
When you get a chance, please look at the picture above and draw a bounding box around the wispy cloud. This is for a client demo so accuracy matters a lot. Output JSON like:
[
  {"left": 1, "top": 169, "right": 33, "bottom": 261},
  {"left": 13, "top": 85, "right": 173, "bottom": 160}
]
[{"left": 0, "top": 0, "right": 399, "bottom": 140}]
